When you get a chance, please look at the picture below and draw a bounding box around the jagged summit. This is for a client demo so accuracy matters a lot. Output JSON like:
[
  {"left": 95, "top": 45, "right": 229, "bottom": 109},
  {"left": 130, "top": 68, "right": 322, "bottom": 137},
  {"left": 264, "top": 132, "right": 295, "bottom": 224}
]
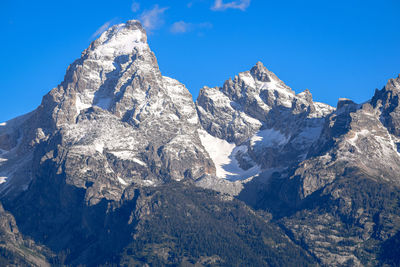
[
  {"left": 41, "top": 19, "right": 170, "bottom": 128},
  {"left": 85, "top": 20, "right": 148, "bottom": 59},
  {"left": 369, "top": 75, "right": 400, "bottom": 107},
  {"left": 249, "top": 61, "right": 280, "bottom": 83},
  {"left": 370, "top": 74, "right": 400, "bottom": 136},
  {"left": 197, "top": 62, "right": 333, "bottom": 141},
  {"left": 383, "top": 74, "right": 400, "bottom": 92},
  {"left": 225, "top": 61, "right": 294, "bottom": 95},
  {"left": 250, "top": 61, "right": 270, "bottom": 81}
]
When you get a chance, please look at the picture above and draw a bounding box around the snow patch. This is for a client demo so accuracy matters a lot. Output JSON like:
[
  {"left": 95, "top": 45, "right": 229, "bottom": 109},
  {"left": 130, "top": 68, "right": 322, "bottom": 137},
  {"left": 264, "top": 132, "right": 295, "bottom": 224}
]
[
  {"left": 92, "top": 23, "right": 147, "bottom": 58},
  {"left": 198, "top": 129, "right": 261, "bottom": 180},
  {"left": 187, "top": 115, "right": 198, "bottom": 124},
  {"left": 241, "top": 112, "right": 262, "bottom": 126},
  {"left": 94, "top": 143, "right": 104, "bottom": 154},
  {"left": 94, "top": 97, "right": 112, "bottom": 110},
  {"left": 0, "top": 122, "right": 6, "bottom": 126},
  {"left": 110, "top": 151, "right": 147, "bottom": 166},
  {"left": 198, "top": 130, "right": 235, "bottom": 178},
  {"left": 76, "top": 96, "right": 92, "bottom": 115},
  {"left": 250, "top": 128, "right": 289, "bottom": 148},
  {"left": 239, "top": 72, "right": 257, "bottom": 88},
  {"left": 118, "top": 177, "right": 128, "bottom": 185},
  {"left": 223, "top": 146, "right": 261, "bottom": 181},
  {"left": 132, "top": 158, "right": 146, "bottom": 166},
  {"left": 0, "top": 177, "right": 7, "bottom": 184},
  {"left": 347, "top": 129, "right": 370, "bottom": 146},
  {"left": 143, "top": 180, "right": 154, "bottom": 186}
]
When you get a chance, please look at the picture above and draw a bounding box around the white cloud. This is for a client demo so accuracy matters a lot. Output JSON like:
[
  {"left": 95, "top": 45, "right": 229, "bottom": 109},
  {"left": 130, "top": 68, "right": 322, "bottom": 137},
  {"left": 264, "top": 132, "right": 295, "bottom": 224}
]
[
  {"left": 131, "top": 1, "right": 140, "bottom": 12},
  {"left": 91, "top": 21, "right": 112, "bottom": 39},
  {"left": 211, "top": 0, "right": 251, "bottom": 11},
  {"left": 170, "top": 21, "right": 213, "bottom": 34},
  {"left": 139, "top": 5, "right": 169, "bottom": 31},
  {"left": 171, "top": 21, "right": 192, "bottom": 34}
]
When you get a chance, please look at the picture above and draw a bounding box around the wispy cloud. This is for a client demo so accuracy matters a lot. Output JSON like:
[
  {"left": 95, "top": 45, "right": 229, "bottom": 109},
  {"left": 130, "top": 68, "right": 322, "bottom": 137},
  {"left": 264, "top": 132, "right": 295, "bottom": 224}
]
[
  {"left": 211, "top": 0, "right": 251, "bottom": 11},
  {"left": 171, "top": 21, "right": 192, "bottom": 34},
  {"left": 91, "top": 21, "right": 112, "bottom": 39},
  {"left": 187, "top": 0, "right": 205, "bottom": 8},
  {"left": 170, "top": 21, "right": 213, "bottom": 34},
  {"left": 139, "top": 5, "right": 169, "bottom": 32},
  {"left": 131, "top": 1, "right": 140, "bottom": 12}
]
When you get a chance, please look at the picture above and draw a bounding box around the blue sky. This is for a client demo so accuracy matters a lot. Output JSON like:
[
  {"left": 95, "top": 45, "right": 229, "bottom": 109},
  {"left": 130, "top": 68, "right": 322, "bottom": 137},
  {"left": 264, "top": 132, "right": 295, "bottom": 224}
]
[{"left": 1, "top": 0, "right": 400, "bottom": 122}]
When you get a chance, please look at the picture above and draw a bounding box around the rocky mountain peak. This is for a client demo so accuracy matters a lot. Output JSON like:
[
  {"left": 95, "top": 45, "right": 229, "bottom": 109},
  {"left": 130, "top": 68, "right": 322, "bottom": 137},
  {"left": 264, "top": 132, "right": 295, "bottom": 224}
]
[
  {"left": 386, "top": 74, "right": 400, "bottom": 89},
  {"left": 372, "top": 75, "right": 400, "bottom": 102},
  {"left": 370, "top": 75, "right": 400, "bottom": 136},
  {"left": 249, "top": 61, "right": 272, "bottom": 82},
  {"left": 246, "top": 61, "right": 283, "bottom": 86},
  {"left": 43, "top": 20, "right": 164, "bottom": 126},
  {"left": 85, "top": 20, "right": 148, "bottom": 59}
]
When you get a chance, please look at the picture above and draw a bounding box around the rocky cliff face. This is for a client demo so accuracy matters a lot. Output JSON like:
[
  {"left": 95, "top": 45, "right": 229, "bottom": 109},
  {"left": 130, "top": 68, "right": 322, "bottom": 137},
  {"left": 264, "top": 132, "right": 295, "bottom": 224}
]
[
  {"left": 1, "top": 20, "right": 400, "bottom": 266},
  {"left": 0, "top": 202, "right": 51, "bottom": 267}
]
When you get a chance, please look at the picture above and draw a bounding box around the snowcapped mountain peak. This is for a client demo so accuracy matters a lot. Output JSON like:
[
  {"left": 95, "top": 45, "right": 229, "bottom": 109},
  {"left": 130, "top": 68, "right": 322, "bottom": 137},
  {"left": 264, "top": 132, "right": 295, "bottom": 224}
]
[
  {"left": 219, "top": 62, "right": 294, "bottom": 102},
  {"left": 85, "top": 20, "right": 148, "bottom": 59},
  {"left": 42, "top": 20, "right": 166, "bottom": 124}
]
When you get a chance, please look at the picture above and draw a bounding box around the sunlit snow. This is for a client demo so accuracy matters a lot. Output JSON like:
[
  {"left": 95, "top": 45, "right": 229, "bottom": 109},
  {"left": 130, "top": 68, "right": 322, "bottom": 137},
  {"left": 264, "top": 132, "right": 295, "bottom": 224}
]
[
  {"left": 0, "top": 176, "right": 7, "bottom": 184},
  {"left": 250, "top": 128, "right": 289, "bottom": 148},
  {"left": 347, "top": 129, "right": 370, "bottom": 146},
  {"left": 92, "top": 22, "right": 147, "bottom": 58},
  {"left": 198, "top": 130, "right": 260, "bottom": 181},
  {"left": 118, "top": 177, "right": 128, "bottom": 185}
]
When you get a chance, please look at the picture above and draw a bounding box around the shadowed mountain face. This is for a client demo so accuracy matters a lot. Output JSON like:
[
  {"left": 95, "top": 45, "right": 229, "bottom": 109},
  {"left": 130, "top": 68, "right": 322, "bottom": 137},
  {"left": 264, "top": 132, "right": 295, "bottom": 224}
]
[{"left": 0, "top": 20, "right": 400, "bottom": 266}]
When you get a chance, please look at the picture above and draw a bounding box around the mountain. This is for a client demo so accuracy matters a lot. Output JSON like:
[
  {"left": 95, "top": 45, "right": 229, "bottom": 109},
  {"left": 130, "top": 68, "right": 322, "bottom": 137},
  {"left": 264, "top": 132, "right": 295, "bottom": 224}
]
[
  {"left": 0, "top": 20, "right": 399, "bottom": 266},
  {"left": 0, "top": 20, "right": 213, "bottom": 204},
  {"left": 196, "top": 62, "right": 400, "bottom": 265},
  {"left": 195, "top": 61, "right": 333, "bottom": 184}
]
